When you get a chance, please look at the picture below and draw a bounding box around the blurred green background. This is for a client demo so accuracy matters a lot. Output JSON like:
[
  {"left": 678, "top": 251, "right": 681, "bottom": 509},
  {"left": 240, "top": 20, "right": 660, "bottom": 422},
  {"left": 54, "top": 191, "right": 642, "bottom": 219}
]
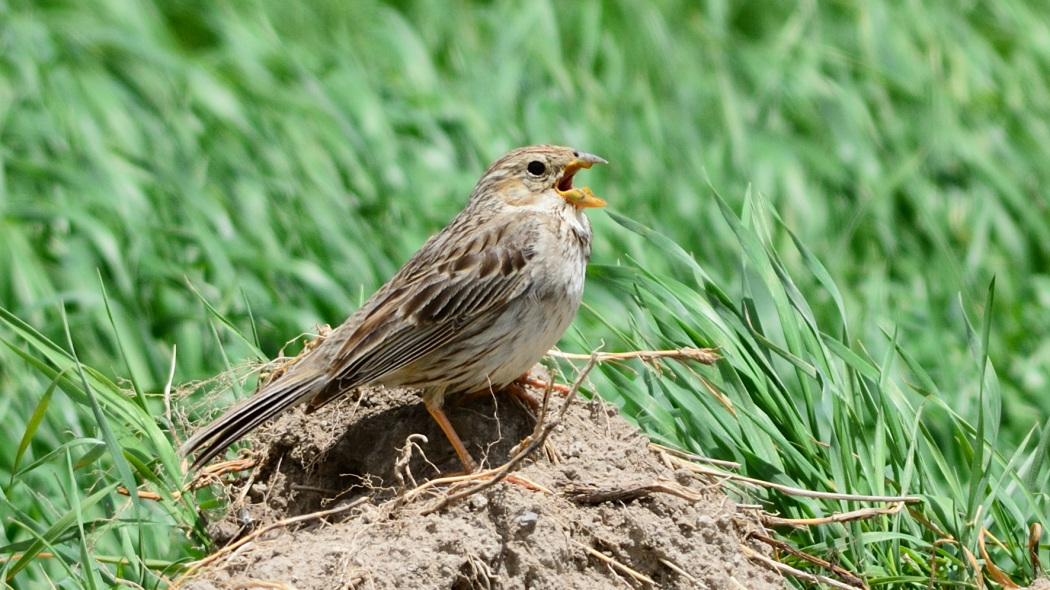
[
  {"left": 6, "top": 0, "right": 1049, "bottom": 421},
  {"left": 2, "top": 0, "right": 1049, "bottom": 586}
]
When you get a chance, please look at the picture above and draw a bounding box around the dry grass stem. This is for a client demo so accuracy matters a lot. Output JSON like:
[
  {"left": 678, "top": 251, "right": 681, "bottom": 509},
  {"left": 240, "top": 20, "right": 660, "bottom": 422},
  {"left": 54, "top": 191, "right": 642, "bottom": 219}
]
[
  {"left": 547, "top": 347, "right": 721, "bottom": 365},
  {"left": 571, "top": 539, "right": 656, "bottom": 585},
  {"left": 739, "top": 544, "right": 863, "bottom": 590},
  {"left": 650, "top": 442, "right": 742, "bottom": 469},
  {"left": 667, "top": 452, "right": 920, "bottom": 504},
  {"left": 749, "top": 532, "right": 866, "bottom": 587},
  {"left": 562, "top": 479, "right": 707, "bottom": 504},
  {"left": 120, "top": 455, "right": 256, "bottom": 501},
  {"left": 980, "top": 527, "right": 1021, "bottom": 588},
  {"left": 228, "top": 579, "right": 295, "bottom": 589},
  {"left": 761, "top": 501, "right": 907, "bottom": 527},
  {"left": 658, "top": 557, "right": 698, "bottom": 583},
  {"left": 164, "top": 344, "right": 178, "bottom": 445}
]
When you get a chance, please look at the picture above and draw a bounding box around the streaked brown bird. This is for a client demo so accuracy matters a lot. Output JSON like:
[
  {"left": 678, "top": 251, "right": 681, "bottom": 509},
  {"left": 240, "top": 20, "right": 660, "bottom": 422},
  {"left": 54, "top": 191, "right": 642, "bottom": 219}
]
[{"left": 180, "top": 145, "right": 606, "bottom": 472}]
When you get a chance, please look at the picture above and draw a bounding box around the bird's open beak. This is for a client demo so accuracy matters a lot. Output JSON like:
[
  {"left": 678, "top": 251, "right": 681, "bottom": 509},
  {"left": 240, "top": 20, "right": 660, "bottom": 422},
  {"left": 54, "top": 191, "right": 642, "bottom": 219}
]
[{"left": 557, "top": 152, "right": 607, "bottom": 209}]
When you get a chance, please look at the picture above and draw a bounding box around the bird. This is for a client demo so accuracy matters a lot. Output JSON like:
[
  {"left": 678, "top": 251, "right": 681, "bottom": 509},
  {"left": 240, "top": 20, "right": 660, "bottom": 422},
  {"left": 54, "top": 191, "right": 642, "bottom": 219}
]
[{"left": 179, "top": 145, "right": 607, "bottom": 473}]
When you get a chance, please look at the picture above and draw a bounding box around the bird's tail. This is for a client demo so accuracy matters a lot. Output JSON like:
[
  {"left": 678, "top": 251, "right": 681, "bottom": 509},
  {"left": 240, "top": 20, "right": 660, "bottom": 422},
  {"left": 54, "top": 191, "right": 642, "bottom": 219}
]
[{"left": 179, "top": 369, "right": 327, "bottom": 471}]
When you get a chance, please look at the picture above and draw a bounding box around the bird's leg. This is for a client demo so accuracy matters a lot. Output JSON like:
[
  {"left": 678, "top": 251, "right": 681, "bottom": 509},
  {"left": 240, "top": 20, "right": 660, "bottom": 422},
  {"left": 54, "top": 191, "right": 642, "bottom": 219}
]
[
  {"left": 450, "top": 381, "right": 541, "bottom": 414},
  {"left": 425, "top": 400, "right": 478, "bottom": 473},
  {"left": 449, "top": 372, "right": 568, "bottom": 414},
  {"left": 501, "top": 380, "right": 541, "bottom": 414},
  {"left": 513, "top": 373, "right": 571, "bottom": 395}
]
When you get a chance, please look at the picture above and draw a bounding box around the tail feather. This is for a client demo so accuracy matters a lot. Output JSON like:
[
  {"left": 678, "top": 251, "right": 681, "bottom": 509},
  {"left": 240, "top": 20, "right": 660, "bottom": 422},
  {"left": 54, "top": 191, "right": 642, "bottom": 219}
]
[{"left": 180, "top": 369, "right": 327, "bottom": 471}]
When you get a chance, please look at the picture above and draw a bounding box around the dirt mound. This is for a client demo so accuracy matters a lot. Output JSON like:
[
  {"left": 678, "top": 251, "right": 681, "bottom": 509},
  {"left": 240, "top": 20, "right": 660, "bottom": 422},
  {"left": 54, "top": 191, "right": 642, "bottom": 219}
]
[{"left": 182, "top": 375, "right": 782, "bottom": 589}]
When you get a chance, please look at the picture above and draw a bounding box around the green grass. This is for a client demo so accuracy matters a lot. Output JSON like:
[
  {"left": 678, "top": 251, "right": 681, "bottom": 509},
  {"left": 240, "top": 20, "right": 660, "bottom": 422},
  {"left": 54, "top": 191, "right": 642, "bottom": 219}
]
[{"left": 2, "top": 0, "right": 1049, "bottom": 587}]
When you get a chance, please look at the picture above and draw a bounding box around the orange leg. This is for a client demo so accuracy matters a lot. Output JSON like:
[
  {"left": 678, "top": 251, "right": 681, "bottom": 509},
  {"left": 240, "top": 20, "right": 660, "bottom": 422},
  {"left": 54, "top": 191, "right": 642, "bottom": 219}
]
[
  {"left": 502, "top": 381, "right": 541, "bottom": 414},
  {"left": 449, "top": 372, "right": 566, "bottom": 412},
  {"left": 450, "top": 381, "right": 541, "bottom": 414},
  {"left": 515, "top": 374, "right": 571, "bottom": 395},
  {"left": 426, "top": 401, "right": 478, "bottom": 473}
]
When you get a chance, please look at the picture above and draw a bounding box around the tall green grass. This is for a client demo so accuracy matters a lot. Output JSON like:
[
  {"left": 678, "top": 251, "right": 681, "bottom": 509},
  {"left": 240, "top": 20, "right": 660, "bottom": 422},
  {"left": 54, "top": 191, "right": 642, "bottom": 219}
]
[
  {"left": 570, "top": 197, "right": 1049, "bottom": 585},
  {"left": 2, "top": 0, "right": 1049, "bottom": 587}
]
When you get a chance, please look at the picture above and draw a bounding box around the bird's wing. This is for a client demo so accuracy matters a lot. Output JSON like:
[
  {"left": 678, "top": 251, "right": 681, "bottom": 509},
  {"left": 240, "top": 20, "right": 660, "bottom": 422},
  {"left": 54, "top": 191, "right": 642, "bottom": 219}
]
[{"left": 318, "top": 213, "right": 538, "bottom": 399}]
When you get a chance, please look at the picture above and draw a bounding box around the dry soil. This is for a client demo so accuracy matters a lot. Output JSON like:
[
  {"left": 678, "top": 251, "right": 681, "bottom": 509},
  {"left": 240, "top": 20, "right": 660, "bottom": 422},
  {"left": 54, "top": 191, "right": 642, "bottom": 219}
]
[{"left": 181, "top": 373, "right": 783, "bottom": 590}]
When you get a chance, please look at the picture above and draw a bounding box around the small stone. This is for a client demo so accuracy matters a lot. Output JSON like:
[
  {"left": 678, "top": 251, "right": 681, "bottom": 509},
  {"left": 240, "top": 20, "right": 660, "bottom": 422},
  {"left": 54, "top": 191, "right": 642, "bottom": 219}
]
[
  {"left": 518, "top": 510, "right": 539, "bottom": 528},
  {"left": 565, "top": 442, "right": 584, "bottom": 458},
  {"left": 673, "top": 469, "right": 693, "bottom": 486}
]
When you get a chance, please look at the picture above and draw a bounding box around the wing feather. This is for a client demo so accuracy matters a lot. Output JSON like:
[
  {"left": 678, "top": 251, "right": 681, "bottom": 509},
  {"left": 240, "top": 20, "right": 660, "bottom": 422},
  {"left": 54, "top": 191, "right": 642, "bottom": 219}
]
[{"left": 306, "top": 214, "right": 537, "bottom": 407}]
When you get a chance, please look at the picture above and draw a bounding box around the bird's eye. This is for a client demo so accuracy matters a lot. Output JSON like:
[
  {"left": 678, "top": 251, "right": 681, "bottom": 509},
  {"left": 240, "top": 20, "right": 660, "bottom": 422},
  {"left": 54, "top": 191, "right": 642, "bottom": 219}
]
[{"left": 526, "top": 160, "right": 547, "bottom": 176}]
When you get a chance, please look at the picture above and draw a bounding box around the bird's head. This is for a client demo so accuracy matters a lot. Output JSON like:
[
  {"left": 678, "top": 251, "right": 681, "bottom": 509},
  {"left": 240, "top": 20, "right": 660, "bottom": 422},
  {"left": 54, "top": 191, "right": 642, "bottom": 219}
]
[{"left": 471, "top": 145, "right": 607, "bottom": 211}]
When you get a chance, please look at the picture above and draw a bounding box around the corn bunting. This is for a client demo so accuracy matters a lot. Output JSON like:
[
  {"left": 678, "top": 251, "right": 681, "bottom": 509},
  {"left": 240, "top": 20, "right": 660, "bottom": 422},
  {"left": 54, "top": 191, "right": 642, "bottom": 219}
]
[{"left": 180, "top": 145, "right": 606, "bottom": 472}]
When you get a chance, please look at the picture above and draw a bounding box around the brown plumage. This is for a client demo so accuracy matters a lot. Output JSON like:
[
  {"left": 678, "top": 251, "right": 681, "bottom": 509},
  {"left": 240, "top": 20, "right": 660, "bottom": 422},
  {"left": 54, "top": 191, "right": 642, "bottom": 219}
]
[{"left": 180, "top": 145, "right": 606, "bottom": 472}]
